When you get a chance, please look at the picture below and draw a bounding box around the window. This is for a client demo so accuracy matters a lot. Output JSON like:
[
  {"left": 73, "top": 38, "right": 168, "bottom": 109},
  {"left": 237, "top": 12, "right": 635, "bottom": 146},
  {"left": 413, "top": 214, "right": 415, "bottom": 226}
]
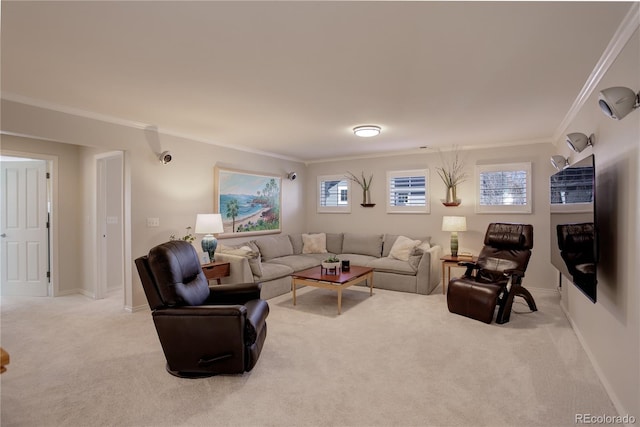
[
  {"left": 386, "top": 169, "right": 430, "bottom": 213},
  {"left": 475, "top": 162, "right": 532, "bottom": 213},
  {"left": 317, "top": 174, "right": 351, "bottom": 213}
]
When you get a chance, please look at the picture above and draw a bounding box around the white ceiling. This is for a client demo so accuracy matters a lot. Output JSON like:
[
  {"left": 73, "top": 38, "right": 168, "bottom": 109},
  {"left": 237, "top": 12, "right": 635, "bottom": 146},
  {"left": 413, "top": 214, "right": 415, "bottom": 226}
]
[{"left": 1, "top": 2, "right": 633, "bottom": 162}]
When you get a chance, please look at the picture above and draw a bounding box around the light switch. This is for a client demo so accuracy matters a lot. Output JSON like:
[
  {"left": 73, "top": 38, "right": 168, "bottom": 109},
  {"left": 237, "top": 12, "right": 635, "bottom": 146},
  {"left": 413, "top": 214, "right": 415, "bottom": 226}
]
[{"left": 147, "top": 217, "right": 160, "bottom": 227}]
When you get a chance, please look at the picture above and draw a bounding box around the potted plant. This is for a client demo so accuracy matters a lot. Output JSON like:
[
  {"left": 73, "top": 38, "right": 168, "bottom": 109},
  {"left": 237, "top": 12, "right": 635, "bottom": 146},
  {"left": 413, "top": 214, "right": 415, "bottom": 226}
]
[
  {"left": 169, "top": 226, "right": 196, "bottom": 243},
  {"left": 321, "top": 255, "right": 341, "bottom": 273},
  {"left": 346, "top": 171, "right": 374, "bottom": 206},
  {"left": 435, "top": 147, "right": 468, "bottom": 206}
]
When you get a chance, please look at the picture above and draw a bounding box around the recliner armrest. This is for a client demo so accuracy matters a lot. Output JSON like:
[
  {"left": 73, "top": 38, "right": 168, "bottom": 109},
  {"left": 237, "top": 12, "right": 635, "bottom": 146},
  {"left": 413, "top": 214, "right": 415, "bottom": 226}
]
[
  {"left": 153, "top": 305, "right": 247, "bottom": 317},
  {"left": 458, "top": 261, "right": 478, "bottom": 277},
  {"left": 503, "top": 268, "right": 525, "bottom": 278},
  {"left": 207, "top": 282, "right": 263, "bottom": 305}
]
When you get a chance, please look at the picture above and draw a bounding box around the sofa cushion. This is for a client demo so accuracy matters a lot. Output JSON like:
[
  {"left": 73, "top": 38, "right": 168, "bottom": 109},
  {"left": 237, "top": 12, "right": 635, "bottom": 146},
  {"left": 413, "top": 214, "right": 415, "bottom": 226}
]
[
  {"left": 267, "top": 255, "right": 321, "bottom": 272},
  {"left": 302, "top": 233, "right": 327, "bottom": 254},
  {"left": 258, "top": 262, "right": 294, "bottom": 282},
  {"left": 289, "top": 233, "right": 304, "bottom": 254},
  {"left": 389, "top": 236, "right": 421, "bottom": 261},
  {"left": 326, "top": 233, "right": 344, "bottom": 255},
  {"left": 254, "top": 235, "right": 294, "bottom": 261},
  {"left": 338, "top": 254, "right": 379, "bottom": 267},
  {"left": 383, "top": 234, "right": 431, "bottom": 257},
  {"left": 342, "top": 233, "right": 383, "bottom": 257},
  {"left": 368, "top": 257, "right": 417, "bottom": 275}
]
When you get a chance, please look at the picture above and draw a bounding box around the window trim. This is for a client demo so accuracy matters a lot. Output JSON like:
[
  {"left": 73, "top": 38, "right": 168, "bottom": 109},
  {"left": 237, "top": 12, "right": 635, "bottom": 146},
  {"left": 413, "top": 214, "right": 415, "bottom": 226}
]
[
  {"left": 386, "top": 169, "right": 430, "bottom": 214},
  {"left": 317, "top": 174, "right": 351, "bottom": 213},
  {"left": 475, "top": 162, "right": 532, "bottom": 214}
]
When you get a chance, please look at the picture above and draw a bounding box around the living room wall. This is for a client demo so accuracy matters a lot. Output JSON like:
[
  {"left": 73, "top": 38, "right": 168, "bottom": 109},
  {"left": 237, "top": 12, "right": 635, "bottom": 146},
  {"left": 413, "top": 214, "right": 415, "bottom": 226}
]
[
  {"left": 550, "top": 27, "right": 639, "bottom": 419},
  {"left": 0, "top": 100, "right": 307, "bottom": 310},
  {"left": 305, "top": 142, "right": 557, "bottom": 291}
]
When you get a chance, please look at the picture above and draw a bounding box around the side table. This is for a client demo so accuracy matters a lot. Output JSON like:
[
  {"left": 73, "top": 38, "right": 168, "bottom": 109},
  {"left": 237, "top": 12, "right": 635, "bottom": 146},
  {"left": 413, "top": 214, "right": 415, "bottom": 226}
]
[
  {"left": 201, "top": 261, "right": 230, "bottom": 284},
  {"left": 440, "top": 255, "right": 477, "bottom": 295}
]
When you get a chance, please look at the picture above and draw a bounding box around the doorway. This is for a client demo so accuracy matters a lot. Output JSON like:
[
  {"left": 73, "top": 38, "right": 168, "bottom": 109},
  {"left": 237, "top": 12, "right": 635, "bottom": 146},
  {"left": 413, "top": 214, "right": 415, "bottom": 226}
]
[
  {"left": 95, "top": 152, "right": 124, "bottom": 300},
  {"left": 0, "top": 155, "right": 52, "bottom": 296}
]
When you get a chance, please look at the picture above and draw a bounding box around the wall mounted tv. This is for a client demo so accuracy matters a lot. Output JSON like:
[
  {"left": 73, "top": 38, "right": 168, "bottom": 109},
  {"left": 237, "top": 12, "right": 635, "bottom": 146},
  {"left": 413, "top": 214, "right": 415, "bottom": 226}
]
[{"left": 549, "top": 154, "right": 597, "bottom": 303}]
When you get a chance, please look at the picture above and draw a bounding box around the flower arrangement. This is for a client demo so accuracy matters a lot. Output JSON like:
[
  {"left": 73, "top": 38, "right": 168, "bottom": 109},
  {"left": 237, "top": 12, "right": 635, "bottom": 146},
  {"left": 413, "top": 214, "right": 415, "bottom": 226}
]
[
  {"left": 345, "top": 171, "right": 374, "bottom": 204},
  {"left": 435, "top": 147, "right": 468, "bottom": 189},
  {"left": 169, "top": 226, "right": 196, "bottom": 243}
]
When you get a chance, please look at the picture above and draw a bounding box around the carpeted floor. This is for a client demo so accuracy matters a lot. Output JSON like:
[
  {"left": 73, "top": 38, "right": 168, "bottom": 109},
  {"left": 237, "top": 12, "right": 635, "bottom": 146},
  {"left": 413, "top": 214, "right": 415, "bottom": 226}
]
[{"left": 0, "top": 286, "right": 617, "bottom": 426}]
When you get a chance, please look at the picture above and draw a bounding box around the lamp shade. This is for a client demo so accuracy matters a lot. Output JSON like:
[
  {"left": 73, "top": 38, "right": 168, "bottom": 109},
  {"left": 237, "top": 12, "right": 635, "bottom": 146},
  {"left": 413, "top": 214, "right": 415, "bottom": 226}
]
[
  {"left": 195, "top": 214, "right": 224, "bottom": 234},
  {"left": 442, "top": 216, "right": 467, "bottom": 232}
]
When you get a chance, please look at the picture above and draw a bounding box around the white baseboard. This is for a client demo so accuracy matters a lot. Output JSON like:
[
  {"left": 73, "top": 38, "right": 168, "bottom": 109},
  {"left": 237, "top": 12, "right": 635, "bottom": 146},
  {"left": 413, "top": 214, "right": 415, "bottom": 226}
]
[{"left": 559, "top": 302, "right": 631, "bottom": 424}]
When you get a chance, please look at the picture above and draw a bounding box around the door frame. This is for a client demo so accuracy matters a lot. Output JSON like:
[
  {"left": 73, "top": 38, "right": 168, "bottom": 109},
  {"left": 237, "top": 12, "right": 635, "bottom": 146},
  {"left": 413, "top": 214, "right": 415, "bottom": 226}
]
[
  {"left": 95, "top": 151, "right": 124, "bottom": 300},
  {"left": 1, "top": 150, "right": 58, "bottom": 296}
]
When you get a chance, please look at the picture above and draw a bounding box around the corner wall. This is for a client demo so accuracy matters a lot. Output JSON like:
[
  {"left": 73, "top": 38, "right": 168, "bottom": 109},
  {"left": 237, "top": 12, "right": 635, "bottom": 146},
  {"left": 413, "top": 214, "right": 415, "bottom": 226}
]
[{"left": 551, "top": 28, "right": 639, "bottom": 419}]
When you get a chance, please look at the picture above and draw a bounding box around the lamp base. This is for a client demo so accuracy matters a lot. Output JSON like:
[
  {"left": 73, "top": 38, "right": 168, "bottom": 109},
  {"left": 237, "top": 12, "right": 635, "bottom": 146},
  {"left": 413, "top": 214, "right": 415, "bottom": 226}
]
[
  {"left": 201, "top": 234, "right": 218, "bottom": 262},
  {"left": 450, "top": 232, "right": 459, "bottom": 257}
]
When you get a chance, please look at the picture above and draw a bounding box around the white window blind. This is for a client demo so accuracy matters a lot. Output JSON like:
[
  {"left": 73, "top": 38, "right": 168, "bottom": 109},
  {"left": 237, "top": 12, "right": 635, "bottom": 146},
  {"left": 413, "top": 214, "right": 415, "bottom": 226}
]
[
  {"left": 476, "top": 163, "right": 531, "bottom": 213},
  {"left": 317, "top": 175, "right": 351, "bottom": 213},
  {"left": 386, "top": 169, "right": 430, "bottom": 213}
]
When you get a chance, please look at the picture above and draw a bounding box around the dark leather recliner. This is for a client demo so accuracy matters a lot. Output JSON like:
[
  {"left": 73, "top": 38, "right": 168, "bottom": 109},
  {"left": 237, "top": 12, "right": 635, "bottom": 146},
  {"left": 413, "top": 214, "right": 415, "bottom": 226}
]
[
  {"left": 135, "top": 240, "right": 269, "bottom": 377},
  {"left": 557, "top": 223, "right": 597, "bottom": 295},
  {"left": 447, "top": 223, "right": 537, "bottom": 324}
]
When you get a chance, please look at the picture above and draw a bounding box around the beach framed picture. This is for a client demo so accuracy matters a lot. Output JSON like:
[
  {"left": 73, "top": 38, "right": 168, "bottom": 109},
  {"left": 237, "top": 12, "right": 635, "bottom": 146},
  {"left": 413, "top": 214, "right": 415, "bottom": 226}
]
[{"left": 214, "top": 166, "right": 282, "bottom": 238}]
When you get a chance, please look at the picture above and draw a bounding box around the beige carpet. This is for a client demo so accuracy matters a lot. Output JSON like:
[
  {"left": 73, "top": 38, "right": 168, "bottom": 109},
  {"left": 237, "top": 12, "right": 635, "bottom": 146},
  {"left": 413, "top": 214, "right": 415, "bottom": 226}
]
[{"left": 0, "top": 286, "right": 617, "bottom": 427}]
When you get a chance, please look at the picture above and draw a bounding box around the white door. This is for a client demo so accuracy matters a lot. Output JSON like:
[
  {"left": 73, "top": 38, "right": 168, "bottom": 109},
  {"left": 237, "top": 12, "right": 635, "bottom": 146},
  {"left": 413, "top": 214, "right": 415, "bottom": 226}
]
[{"left": 1, "top": 160, "right": 49, "bottom": 296}]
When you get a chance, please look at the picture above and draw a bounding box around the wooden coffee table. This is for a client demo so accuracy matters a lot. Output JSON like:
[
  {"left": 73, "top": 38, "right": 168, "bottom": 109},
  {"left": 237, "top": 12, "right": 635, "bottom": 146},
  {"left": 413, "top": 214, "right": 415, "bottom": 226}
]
[{"left": 291, "top": 265, "right": 374, "bottom": 314}]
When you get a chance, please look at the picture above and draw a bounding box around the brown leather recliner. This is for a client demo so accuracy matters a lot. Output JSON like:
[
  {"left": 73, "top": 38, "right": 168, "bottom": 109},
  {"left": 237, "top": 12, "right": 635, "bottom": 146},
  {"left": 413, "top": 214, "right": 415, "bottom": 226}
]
[
  {"left": 447, "top": 223, "right": 537, "bottom": 324},
  {"left": 135, "top": 240, "right": 269, "bottom": 377}
]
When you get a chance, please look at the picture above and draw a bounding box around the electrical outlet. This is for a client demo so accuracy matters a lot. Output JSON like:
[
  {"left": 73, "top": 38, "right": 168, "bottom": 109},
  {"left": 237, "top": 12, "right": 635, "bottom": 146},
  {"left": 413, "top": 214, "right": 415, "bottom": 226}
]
[{"left": 147, "top": 217, "right": 160, "bottom": 227}]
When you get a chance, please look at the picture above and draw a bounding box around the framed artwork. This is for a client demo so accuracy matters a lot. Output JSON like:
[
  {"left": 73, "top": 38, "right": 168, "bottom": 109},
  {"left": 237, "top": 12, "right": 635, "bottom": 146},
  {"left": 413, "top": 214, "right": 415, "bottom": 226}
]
[{"left": 214, "top": 166, "right": 282, "bottom": 238}]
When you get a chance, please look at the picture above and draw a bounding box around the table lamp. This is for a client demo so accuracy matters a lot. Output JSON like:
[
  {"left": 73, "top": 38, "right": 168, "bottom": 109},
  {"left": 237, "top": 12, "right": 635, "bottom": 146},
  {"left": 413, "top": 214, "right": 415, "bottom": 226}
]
[
  {"left": 442, "top": 216, "right": 467, "bottom": 257},
  {"left": 195, "top": 213, "right": 224, "bottom": 261}
]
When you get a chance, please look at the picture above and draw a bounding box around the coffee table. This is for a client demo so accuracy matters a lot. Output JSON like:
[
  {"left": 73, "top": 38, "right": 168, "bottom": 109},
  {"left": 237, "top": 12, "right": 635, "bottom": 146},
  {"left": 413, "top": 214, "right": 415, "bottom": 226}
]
[{"left": 291, "top": 265, "right": 374, "bottom": 314}]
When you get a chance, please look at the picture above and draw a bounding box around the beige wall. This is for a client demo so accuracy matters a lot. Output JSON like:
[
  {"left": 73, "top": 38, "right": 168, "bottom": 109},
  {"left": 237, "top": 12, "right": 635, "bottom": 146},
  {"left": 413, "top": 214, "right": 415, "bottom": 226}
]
[
  {"left": 0, "top": 101, "right": 307, "bottom": 309},
  {"left": 306, "top": 142, "right": 557, "bottom": 290},
  {"left": 551, "top": 28, "right": 639, "bottom": 418}
]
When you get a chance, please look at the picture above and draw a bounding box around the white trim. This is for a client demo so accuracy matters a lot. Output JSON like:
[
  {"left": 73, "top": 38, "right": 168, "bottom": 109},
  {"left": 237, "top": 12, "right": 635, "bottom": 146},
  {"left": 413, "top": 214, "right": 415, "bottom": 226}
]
[
  {"left": 553, "top": 3, "right": 640, "bottom": 143},
  {"left": 317, "top": 174, "right": 351, "bottom": 213},
  {"left": 475, "top": 162, "right": 532, "bottom": 214},
  {"left": 1, "top": 92, "right": 304, "bottom": 163},
  {"left": 386, "top": 169, "right": 430, "bottom": 214},
  {"left": 559, "top": 300, "right": 629, "bottom": 421},
  {"left": 0, "top": 149, "right": 59, "bottom": 297}
]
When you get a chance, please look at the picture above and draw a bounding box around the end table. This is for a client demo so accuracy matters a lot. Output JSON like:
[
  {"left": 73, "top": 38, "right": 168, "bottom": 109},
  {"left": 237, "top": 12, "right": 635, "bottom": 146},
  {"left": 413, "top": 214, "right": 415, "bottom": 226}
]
[
  {"left": 201, "top": 261, "right": 230, "bottom": 284},
  {"left": 440, "top": 255, "right": 477, "bottom": 295}
]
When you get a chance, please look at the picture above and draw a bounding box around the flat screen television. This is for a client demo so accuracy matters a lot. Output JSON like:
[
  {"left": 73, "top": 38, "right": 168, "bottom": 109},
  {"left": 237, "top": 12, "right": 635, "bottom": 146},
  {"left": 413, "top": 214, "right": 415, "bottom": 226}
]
[{"left": 550, "top": 154, "right": 597, "bottom": 303}]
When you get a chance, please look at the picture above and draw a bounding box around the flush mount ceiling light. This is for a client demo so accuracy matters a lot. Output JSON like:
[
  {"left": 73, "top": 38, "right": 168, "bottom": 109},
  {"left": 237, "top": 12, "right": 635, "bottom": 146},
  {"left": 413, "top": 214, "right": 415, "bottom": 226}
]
[
  {"left": 566, "top": 133, "right": 595, "bottom": 153},
  {"left": 598, "top": 86, "right": 640, "bottom": 120},
  {"left": 550, "top": 155, "right": 569, "bottom": 171},
  {"left": 353, "top": 125, "right": 381, "bottom": 137}
]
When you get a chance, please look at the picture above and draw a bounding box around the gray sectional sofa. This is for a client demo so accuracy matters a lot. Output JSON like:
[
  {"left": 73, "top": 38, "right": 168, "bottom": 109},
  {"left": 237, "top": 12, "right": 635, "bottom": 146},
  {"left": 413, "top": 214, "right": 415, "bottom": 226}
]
[{"left": 215, "top": 232, "right": 442, "bottom": 300}]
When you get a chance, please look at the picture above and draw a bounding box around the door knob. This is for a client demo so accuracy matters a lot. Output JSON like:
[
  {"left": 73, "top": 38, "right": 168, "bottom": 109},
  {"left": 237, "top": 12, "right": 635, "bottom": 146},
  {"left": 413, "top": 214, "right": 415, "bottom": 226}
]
[{"left": 0, "top": 233, "right": 6, "bottom": 238}]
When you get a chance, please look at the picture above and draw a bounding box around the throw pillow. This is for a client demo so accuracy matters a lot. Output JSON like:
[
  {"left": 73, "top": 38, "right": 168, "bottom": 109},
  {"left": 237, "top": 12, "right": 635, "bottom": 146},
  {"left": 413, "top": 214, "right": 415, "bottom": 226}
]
[
  {"left": 217, "top": 243, "right": 263, "bottom": 277},
  {"left": 389, "top": 235, "right": 421, "bottom": 262},
  {"left": 302, "top": 233, "right": 328, "bottom": 254}
]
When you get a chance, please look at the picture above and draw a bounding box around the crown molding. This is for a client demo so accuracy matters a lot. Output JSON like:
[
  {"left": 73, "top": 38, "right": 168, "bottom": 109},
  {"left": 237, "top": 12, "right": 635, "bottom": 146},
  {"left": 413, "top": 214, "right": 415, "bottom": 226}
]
[
  {"left": 552, "top": 2, "right": 640, "bottom": 143},
  {"left": 1, "top": 92, "right": 305, "bottom": 164},
  {"left": 305, "top": 137, "right": 553, "bottom": 165}
]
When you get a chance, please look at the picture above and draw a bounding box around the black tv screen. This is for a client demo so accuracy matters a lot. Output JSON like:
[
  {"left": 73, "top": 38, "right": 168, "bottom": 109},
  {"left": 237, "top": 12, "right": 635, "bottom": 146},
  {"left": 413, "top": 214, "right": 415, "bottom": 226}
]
[{"left": 550, "top": 154, "right": 597, "bottom": 303}]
